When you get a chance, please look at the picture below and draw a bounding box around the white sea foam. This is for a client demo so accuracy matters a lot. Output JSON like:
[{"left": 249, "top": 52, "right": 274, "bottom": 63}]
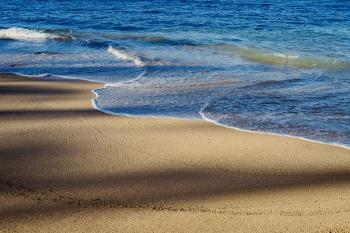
[
  {"left": 107, "top": 46, "right": 146, "bottom": 67},
  {"left": 0, "top": 27, "right": 63, "bottom": 41}
]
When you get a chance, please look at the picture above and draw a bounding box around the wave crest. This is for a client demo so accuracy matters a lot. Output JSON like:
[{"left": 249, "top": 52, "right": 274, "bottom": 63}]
[
  {"left": 107, "top": 46, "right": 146, "bottom": 67},
  {"left": 107, "top": 46, "right": 168, "bottom": 67},
  {"left": 0, "top": 27, "right": 64, "bottom": 41}
]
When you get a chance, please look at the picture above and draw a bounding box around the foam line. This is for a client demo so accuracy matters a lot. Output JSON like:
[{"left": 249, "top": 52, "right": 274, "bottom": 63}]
[{"left": 198, "top": 103, "right": 350, "bottom": 150}]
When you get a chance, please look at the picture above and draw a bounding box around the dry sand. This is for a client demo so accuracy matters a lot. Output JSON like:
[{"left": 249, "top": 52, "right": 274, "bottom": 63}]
[{"left": 1, "top": 73, "right": 350, "bottom": 233}]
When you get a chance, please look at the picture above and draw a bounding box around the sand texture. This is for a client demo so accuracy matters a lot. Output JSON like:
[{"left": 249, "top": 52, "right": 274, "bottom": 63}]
[{"left": 1, "top": 73, "right": 350, "bottom": 233}]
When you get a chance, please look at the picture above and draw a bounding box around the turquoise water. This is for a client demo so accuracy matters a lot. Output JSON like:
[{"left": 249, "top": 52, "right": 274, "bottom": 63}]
[{"left": 0, "top": 0, "right": 350, "bottom": 147}]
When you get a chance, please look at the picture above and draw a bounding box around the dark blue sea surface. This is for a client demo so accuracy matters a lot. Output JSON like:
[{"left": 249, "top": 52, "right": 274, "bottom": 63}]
[{"left": 1, "top": 0, "right": 350, "bottom": 147}]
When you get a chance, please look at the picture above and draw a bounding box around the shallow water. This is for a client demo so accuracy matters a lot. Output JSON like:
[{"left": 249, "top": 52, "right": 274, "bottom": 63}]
[{"left": 0, "top": 0, "right": 350, "bottom": 147}]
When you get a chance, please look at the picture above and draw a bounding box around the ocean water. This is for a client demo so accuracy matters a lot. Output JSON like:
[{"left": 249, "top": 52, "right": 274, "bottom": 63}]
[{"left": 0, "top": 0, "right": 350, "bottom": 147}]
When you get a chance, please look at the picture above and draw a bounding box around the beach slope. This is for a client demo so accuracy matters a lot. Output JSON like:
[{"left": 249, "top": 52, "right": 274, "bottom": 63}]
[{"left": 1, "top": 74, "right": 350, "bottom": 233}]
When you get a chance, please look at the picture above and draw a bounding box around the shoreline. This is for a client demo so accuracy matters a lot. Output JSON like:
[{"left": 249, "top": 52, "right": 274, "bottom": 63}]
[
  {"left": 93, "top": 89, "right": 350, "bottom": 150},
  {"left": 1, "top": 73, "right": 350, "bottom": 232},
  {"left": 7, "top": 72, "right": 348, "bottom": 150}
]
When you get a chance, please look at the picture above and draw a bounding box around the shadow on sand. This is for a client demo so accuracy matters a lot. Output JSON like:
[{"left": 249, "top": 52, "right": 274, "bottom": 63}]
[{"left": 1, "top": 74, "right": 350, "bottom": 220}]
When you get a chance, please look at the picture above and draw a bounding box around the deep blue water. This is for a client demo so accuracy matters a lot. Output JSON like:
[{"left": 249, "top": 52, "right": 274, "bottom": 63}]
[{"left": 1, "top": 0, "right": 350, "bottom": 147}]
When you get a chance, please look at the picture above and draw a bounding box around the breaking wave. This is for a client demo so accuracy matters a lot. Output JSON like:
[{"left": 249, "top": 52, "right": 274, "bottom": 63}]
[
  {"left": 107, "top": 45, "right": 168, "bottom": 67},
  {"left": 107, "top": 46, "right": 147, "bottom": 67},
  {"left": 2, "top": 27, "right": 348, "bottom": 71},
  {"left": 0, "top": 27, "right": 67, "bottom": 41}
]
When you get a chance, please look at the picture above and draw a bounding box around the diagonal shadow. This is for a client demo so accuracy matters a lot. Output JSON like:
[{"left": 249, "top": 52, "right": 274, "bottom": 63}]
[
  {"left": 1, "top": 131, "right": 350, "bottom": 220},
  {"left": 0, "top": 109, "right": 104, "bottom": 120},
  {"left": 1, "top": 166, "right": 350, "bottom": 219},
  {"left": 0, "top": 85, "right": 84, "bottom": 95}
]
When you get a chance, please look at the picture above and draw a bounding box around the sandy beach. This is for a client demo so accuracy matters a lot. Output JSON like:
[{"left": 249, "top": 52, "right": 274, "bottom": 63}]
[{"left": 1, "top": 73, "right": 350, "bottom": 233}]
